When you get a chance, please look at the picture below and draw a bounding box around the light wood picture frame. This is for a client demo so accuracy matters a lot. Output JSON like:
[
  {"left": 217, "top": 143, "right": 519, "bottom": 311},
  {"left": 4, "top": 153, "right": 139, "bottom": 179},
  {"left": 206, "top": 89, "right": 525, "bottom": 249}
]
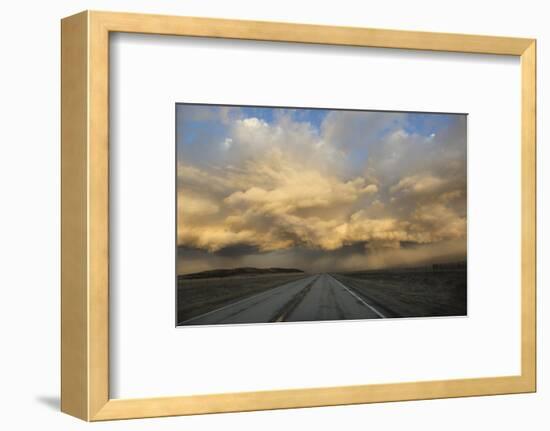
[{"left": 61, "top": 10, "right": 536, "bottom": 421}]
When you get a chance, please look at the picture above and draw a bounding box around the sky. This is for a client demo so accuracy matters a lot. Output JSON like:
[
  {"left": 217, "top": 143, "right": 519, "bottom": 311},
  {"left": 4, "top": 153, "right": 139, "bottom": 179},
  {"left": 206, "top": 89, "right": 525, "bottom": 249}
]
[{"left": 176, "top": 104, "right": 467, "bottom": 274}]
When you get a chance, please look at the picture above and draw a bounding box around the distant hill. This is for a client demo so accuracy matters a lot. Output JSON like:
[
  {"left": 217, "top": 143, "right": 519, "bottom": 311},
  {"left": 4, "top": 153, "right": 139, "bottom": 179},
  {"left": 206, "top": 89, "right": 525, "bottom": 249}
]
[{"left": 180, "top": 267, "right": 304, "bottom": 279}]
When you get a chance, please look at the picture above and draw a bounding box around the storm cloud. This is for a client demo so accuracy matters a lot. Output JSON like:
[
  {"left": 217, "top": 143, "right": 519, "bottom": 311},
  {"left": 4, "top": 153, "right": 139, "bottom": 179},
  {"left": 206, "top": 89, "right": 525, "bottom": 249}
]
[{"left": 177, "top": 105, "right": 466, "bottom": 273}]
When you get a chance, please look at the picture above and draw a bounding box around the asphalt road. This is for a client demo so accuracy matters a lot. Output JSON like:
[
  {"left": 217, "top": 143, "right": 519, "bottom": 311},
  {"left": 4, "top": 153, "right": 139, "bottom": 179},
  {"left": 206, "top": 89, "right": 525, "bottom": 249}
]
[{"left": 179, "top": 273, "right": 385, "bottom": 325}]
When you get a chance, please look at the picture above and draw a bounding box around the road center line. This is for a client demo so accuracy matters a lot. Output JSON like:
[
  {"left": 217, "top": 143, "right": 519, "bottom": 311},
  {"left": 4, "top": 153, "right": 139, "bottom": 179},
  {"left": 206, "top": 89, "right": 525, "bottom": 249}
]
[
  {"left": 328, "top": 275, "right": 386, "bottom": 318},
  {"left": 272, "top": 275, "right": 319, "bottom": 322}
]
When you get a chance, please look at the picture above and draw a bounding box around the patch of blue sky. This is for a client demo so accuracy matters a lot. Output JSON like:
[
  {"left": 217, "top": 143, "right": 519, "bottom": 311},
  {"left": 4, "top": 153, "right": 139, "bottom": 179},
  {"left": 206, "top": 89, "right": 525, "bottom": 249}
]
[
  {"left": 176, "top": 105, "right": 230, "bottom": 166},
  {"left": 239, "top": 105, "right": 329, "bottom": 133},
  {"left": 403, "top": 112, "right": 459, "bottom": 137},
  {"left": 239, "top": 106, "right": 275, "bottom": 124},
  {"left": 288, "top": 108, "right": 329, "bottom": 132}
]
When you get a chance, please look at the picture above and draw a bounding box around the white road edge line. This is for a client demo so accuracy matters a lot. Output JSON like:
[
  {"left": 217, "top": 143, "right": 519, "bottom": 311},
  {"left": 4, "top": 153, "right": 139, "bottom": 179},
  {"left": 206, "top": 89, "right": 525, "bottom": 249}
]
[
  {"left": 177, "top": 274, "right": 317, "bottom": 325},
  {"left": 328, "top": 274, "right": 387, "bottom": 318}
]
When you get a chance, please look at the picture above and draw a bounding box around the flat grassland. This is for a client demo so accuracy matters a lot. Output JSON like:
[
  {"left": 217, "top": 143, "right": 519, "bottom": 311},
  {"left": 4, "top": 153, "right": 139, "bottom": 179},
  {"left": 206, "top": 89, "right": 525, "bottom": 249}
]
[
  {"left": 331, "top": 269, "right": 467, "bottom": 318},
  {"left": 177, "top": 273, "right": 307, "bottom": 323}
]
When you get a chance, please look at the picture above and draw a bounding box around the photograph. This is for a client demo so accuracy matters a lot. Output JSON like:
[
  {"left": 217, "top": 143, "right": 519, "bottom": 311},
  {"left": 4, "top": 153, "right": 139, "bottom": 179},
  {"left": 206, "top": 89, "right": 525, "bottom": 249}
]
[{"left": 176, "top": 103, "right": 467, "bottom": 326}]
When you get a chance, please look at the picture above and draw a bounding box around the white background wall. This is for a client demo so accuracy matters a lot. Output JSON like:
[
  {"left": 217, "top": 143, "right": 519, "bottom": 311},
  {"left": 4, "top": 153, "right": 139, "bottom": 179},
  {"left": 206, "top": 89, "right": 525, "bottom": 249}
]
[{"left": 0, "top": 0, "right": 546, "bottom": 429}]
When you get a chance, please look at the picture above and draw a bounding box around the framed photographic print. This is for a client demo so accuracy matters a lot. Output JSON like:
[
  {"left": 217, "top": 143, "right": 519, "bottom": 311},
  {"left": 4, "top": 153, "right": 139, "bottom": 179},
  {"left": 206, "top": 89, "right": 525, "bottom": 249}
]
[
  {"left": 61, "top": 11, "right": 536, "bottom": 421},
  {"left": 176, "top": 103, "right": 467, "bottom": 326}
]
